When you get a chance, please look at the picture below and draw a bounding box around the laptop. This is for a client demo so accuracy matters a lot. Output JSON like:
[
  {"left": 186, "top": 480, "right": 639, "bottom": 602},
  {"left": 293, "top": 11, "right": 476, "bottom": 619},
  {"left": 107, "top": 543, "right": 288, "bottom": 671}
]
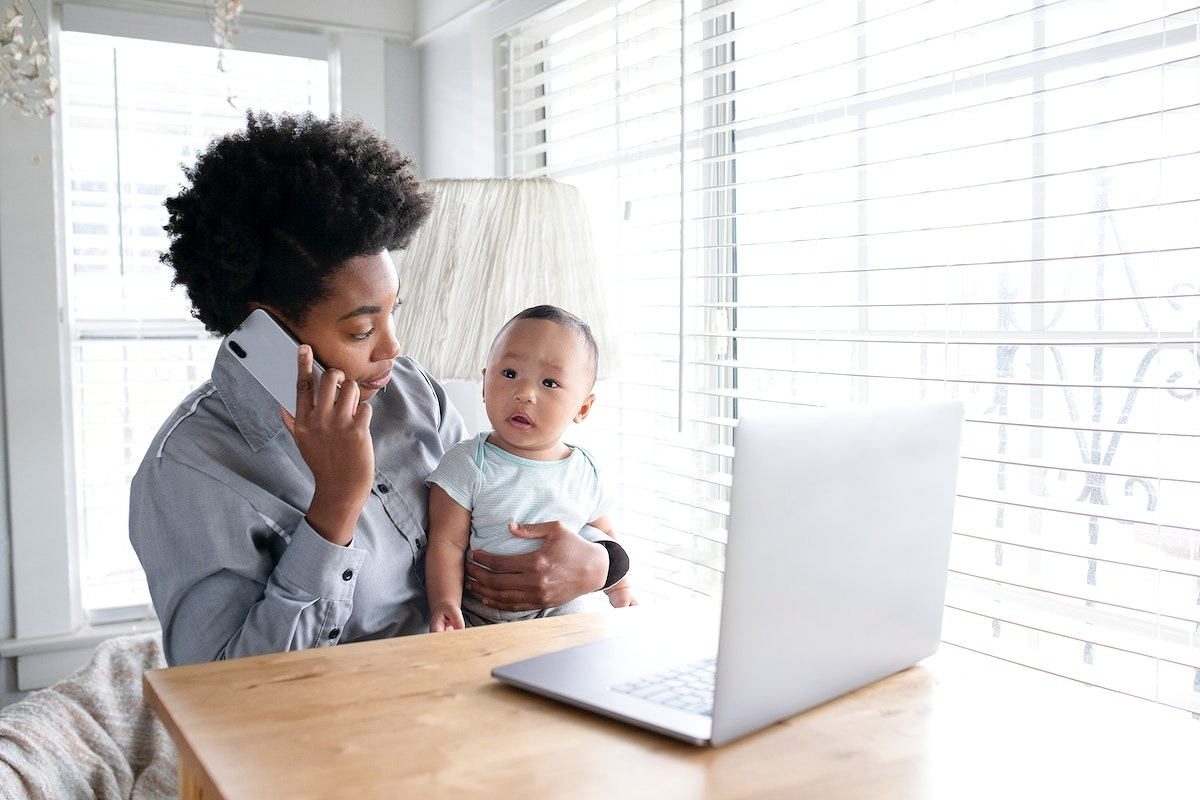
[{"left": 492, "top": 400, "right": 965, "bottom": 746}]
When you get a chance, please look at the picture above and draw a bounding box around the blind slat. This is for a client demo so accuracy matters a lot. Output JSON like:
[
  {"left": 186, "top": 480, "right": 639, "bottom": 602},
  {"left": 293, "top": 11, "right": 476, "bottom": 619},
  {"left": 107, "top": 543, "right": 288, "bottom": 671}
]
[{"left": 945, "top": 585, "right": 1200, "bottom": 673}]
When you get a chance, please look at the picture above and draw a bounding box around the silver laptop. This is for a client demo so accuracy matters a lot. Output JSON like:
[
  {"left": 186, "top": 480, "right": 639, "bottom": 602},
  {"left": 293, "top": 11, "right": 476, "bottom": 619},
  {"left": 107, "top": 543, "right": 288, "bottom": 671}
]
[{"left": 492, "top": 400, "right": 965, "bottom": 746}]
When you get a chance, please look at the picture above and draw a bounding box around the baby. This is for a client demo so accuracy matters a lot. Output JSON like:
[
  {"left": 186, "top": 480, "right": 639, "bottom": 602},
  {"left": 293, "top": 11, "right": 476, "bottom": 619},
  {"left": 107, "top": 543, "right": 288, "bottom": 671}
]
[{"left": 425, "top": 305, "right": 636, "bottom": 630}]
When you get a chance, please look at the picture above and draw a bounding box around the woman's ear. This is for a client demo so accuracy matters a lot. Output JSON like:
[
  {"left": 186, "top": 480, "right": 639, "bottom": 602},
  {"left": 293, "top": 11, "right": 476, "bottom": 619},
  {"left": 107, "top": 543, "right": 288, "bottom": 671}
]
[{"left": 246, "top": 301, "right": 281, "bottom": 321}]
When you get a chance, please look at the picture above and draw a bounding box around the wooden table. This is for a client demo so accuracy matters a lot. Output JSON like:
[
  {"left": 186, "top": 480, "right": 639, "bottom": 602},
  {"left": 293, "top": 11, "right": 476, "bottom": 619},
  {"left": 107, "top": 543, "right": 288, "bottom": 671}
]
[{"left": 145, "top": 604, "right": 1200, "bottom": 799}]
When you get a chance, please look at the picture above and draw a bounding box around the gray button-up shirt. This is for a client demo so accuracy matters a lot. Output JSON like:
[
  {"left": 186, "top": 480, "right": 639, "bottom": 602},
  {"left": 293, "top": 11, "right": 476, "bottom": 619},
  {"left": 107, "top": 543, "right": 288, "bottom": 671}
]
[{"left": 130, "top": 345, "right": 466, "bottom": 666}]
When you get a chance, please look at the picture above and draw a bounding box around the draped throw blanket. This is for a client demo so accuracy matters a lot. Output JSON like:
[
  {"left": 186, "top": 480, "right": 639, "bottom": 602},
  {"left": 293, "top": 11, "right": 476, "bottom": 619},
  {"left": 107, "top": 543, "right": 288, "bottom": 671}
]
[{"left": 0, "top": 634, "right": 176, "bottom": 799}]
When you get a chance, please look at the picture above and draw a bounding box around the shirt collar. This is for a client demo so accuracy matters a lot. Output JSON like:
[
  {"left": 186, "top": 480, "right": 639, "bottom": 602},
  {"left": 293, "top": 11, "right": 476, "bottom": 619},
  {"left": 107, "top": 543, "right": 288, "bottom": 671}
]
[{"left": 212, "top": 341, "right": 288, "bottom": 452}]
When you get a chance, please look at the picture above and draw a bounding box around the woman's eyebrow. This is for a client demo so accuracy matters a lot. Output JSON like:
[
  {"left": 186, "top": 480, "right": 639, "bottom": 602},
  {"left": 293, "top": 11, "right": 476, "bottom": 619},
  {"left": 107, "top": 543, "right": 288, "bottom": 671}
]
[
  {"left": 340, "top": 292, "right": 402, "bottom": 320},
  {"left": 338, "top": 304, "right": 382, "bottom": 321}
]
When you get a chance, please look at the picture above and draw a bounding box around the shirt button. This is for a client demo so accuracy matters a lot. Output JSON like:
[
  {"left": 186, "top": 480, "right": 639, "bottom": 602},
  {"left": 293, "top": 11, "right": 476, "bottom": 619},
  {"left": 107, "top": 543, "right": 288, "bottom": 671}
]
[
  {"left": 328, "top": 628, "right": 341, "bottom": 640},
  {"left": 342, "top": 569, "right": 354, "bottom": 581},
  {"left": 377, "top": 483, "right": 389, "bottom": 493}
]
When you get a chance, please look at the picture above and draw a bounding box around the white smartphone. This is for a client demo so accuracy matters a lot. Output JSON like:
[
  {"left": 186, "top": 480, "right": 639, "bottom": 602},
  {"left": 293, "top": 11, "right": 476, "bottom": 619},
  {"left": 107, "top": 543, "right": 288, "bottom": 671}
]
[{"left": 224, "top": 308, "right": 325, "bottom": 417}]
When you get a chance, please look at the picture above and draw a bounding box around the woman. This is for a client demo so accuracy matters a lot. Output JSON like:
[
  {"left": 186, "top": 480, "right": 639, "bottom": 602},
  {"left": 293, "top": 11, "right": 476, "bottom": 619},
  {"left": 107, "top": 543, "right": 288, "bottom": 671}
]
[{"left": 130, "top": 111, "right": 627, "bottom": 666}]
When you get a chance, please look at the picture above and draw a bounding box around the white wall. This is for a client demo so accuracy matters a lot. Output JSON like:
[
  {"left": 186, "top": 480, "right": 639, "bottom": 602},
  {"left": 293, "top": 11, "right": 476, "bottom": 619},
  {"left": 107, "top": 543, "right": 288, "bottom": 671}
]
[
  {"left": 0, "top": 46, "right": 74, "bottom": 707},
  {"left": 417, "top": 8, "right": 497, "bottom": 177}
]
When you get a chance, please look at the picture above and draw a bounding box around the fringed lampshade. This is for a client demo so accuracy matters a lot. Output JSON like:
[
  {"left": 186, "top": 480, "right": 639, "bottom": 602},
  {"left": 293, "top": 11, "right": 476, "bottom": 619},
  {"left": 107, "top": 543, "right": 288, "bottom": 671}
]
[{"left": 392, "top": 178, "right": 614, "bottom": 422}]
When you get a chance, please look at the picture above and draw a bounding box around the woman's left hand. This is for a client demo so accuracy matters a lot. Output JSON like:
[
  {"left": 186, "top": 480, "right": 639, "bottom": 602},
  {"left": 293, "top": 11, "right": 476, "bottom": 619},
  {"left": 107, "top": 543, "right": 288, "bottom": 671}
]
[{"left": 465, "top": 521, "right": 608, "bottom": 611}]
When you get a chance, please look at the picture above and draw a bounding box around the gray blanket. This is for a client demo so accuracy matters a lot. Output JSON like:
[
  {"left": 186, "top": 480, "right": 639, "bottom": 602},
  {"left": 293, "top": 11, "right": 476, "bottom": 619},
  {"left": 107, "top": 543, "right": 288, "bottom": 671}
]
[{"left": 0, "top": 634, "right": 177, "bottom": 799}]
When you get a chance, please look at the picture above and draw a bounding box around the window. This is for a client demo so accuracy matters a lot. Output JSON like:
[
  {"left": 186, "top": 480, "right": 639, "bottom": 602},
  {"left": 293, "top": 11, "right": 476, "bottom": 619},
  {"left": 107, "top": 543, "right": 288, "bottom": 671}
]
[
  {"left": 499, "top": 0, "right": 1200, "bottom": 715},
  {"left": 58, "top": 31, "right": 329, "bottom": 621}
]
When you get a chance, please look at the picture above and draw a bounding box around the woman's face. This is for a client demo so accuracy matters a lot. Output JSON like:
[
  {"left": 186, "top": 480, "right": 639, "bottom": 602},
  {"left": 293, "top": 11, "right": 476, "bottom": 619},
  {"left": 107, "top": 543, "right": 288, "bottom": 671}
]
[{"left": 271, "top": 250, "right": 402, "bottom": 403}]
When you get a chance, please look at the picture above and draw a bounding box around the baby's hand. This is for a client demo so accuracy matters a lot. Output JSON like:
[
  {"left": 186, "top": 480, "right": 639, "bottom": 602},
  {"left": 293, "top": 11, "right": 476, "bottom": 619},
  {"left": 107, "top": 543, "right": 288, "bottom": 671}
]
[
  {"left": 604, "top": 587, "right": 639, "bottom": 608},
  {"left": 430, "top": 602, "right": 466, "bottom": 632}
]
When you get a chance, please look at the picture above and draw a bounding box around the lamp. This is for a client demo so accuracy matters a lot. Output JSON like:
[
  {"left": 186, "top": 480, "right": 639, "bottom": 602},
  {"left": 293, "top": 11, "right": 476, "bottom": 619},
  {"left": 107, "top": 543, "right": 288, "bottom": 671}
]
[
  {"left": 0, "top": 0, "right": 57, "bottom": 118},
  {"left": 392, "top": 177, "right": 614, "bottom": 434}
]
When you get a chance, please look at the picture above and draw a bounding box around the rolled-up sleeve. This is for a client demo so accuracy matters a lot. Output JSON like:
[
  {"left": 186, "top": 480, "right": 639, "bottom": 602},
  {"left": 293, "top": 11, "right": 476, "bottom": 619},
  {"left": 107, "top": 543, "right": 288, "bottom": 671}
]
[{"left": 130, "top": 453, "right": 364, "bottom": 666}]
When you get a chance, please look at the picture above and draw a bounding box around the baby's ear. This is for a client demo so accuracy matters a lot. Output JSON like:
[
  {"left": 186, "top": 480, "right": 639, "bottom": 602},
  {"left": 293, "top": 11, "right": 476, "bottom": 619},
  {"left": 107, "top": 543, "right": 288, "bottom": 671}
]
[{"left": 574, "top": 393, "right": 597, "bottom": 423}]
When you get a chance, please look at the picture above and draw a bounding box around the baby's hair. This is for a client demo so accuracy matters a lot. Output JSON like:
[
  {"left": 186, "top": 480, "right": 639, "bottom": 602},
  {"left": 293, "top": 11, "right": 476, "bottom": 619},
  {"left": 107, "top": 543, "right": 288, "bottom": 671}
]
[{"left": 504, "top": 305, "right": 599, "bottom": 385}]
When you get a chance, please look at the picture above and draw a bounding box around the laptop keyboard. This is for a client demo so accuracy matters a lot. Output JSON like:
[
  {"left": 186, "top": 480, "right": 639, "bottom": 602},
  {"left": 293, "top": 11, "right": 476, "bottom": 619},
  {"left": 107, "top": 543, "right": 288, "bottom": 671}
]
[{"left": 612, "top": 656, "right": 716, "bottom": 717}]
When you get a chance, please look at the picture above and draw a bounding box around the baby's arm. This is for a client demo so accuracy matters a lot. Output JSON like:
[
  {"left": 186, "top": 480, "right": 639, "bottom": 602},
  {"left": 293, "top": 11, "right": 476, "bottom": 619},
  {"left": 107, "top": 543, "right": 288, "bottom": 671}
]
[
  {"left": 426, "top": 484, "right": 472, "bottom": 631},
  {"left": 588, "top": 514, "right": 638, "bottom": 608}
]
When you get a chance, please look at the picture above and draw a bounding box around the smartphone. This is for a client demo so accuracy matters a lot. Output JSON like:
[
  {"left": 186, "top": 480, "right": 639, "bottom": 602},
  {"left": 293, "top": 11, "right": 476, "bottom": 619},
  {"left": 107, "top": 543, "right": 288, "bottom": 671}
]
[{"left": 224, "top": 308, "right": 325, "bottom": 417}]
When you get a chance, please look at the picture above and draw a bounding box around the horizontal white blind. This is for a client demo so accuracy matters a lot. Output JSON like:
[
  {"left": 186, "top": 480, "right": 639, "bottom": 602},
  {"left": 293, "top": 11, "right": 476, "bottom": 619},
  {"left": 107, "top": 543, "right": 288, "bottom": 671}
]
[
  {"left": 501, "top": 0, "right": 1200, "bottom": 715},
  {"left": 59, "top": 30, "right": 329, "bottom": 619}
]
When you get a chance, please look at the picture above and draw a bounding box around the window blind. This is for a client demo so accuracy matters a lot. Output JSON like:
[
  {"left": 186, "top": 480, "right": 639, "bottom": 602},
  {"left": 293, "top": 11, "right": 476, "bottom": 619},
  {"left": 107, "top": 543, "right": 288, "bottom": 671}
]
[
  {"left": 499, "top": 0, "right": 1200, "bottom": 715},
  {"left": 59, "top": 30, "right": 329, "bottom": 620}
]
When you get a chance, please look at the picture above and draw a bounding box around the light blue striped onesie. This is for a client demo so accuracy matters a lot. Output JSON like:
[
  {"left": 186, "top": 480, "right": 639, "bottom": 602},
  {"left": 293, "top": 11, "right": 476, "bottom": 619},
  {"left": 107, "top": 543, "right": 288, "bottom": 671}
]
[{"left": 426, "top": 432, "right": 614, "bottom": 624}]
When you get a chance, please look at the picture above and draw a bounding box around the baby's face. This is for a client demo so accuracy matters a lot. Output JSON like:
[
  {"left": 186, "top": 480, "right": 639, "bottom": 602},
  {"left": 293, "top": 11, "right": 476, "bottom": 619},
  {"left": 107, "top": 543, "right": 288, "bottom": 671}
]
[{"left": 481, "top": 318, "right": 596, "bottom": 461}]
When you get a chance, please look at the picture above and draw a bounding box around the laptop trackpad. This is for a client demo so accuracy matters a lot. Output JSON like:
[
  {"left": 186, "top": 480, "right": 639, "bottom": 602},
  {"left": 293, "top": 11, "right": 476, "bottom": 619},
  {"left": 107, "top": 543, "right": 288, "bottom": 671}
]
[{"left": 492, "top": 624, "right": 718, "bottom": 745}]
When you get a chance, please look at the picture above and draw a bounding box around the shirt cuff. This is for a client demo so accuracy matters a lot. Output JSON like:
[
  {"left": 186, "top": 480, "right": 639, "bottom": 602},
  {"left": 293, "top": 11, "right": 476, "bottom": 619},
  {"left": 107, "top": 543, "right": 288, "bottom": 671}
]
[
  {"left": 595, "top": 539, "right": 630, "bottom": 591},
  {"left": 276, "top": 520, "right": 367, "bottom": 601}
]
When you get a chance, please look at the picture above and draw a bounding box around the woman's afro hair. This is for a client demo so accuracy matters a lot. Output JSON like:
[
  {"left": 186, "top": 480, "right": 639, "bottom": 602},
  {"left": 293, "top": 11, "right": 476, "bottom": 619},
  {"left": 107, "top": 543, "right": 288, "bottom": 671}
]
[{"left": 161, "top": 110, "right": 432, "bottom": 335}]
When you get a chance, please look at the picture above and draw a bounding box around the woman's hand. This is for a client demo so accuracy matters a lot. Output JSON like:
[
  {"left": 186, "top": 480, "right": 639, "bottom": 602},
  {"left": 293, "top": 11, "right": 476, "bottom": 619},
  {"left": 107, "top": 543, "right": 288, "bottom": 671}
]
[
  {"left": 282, "top": 345, "right": 374, "bottom": 546},
  {"left": 465, "top": 521, "right": 608, "bottom": 611}
]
